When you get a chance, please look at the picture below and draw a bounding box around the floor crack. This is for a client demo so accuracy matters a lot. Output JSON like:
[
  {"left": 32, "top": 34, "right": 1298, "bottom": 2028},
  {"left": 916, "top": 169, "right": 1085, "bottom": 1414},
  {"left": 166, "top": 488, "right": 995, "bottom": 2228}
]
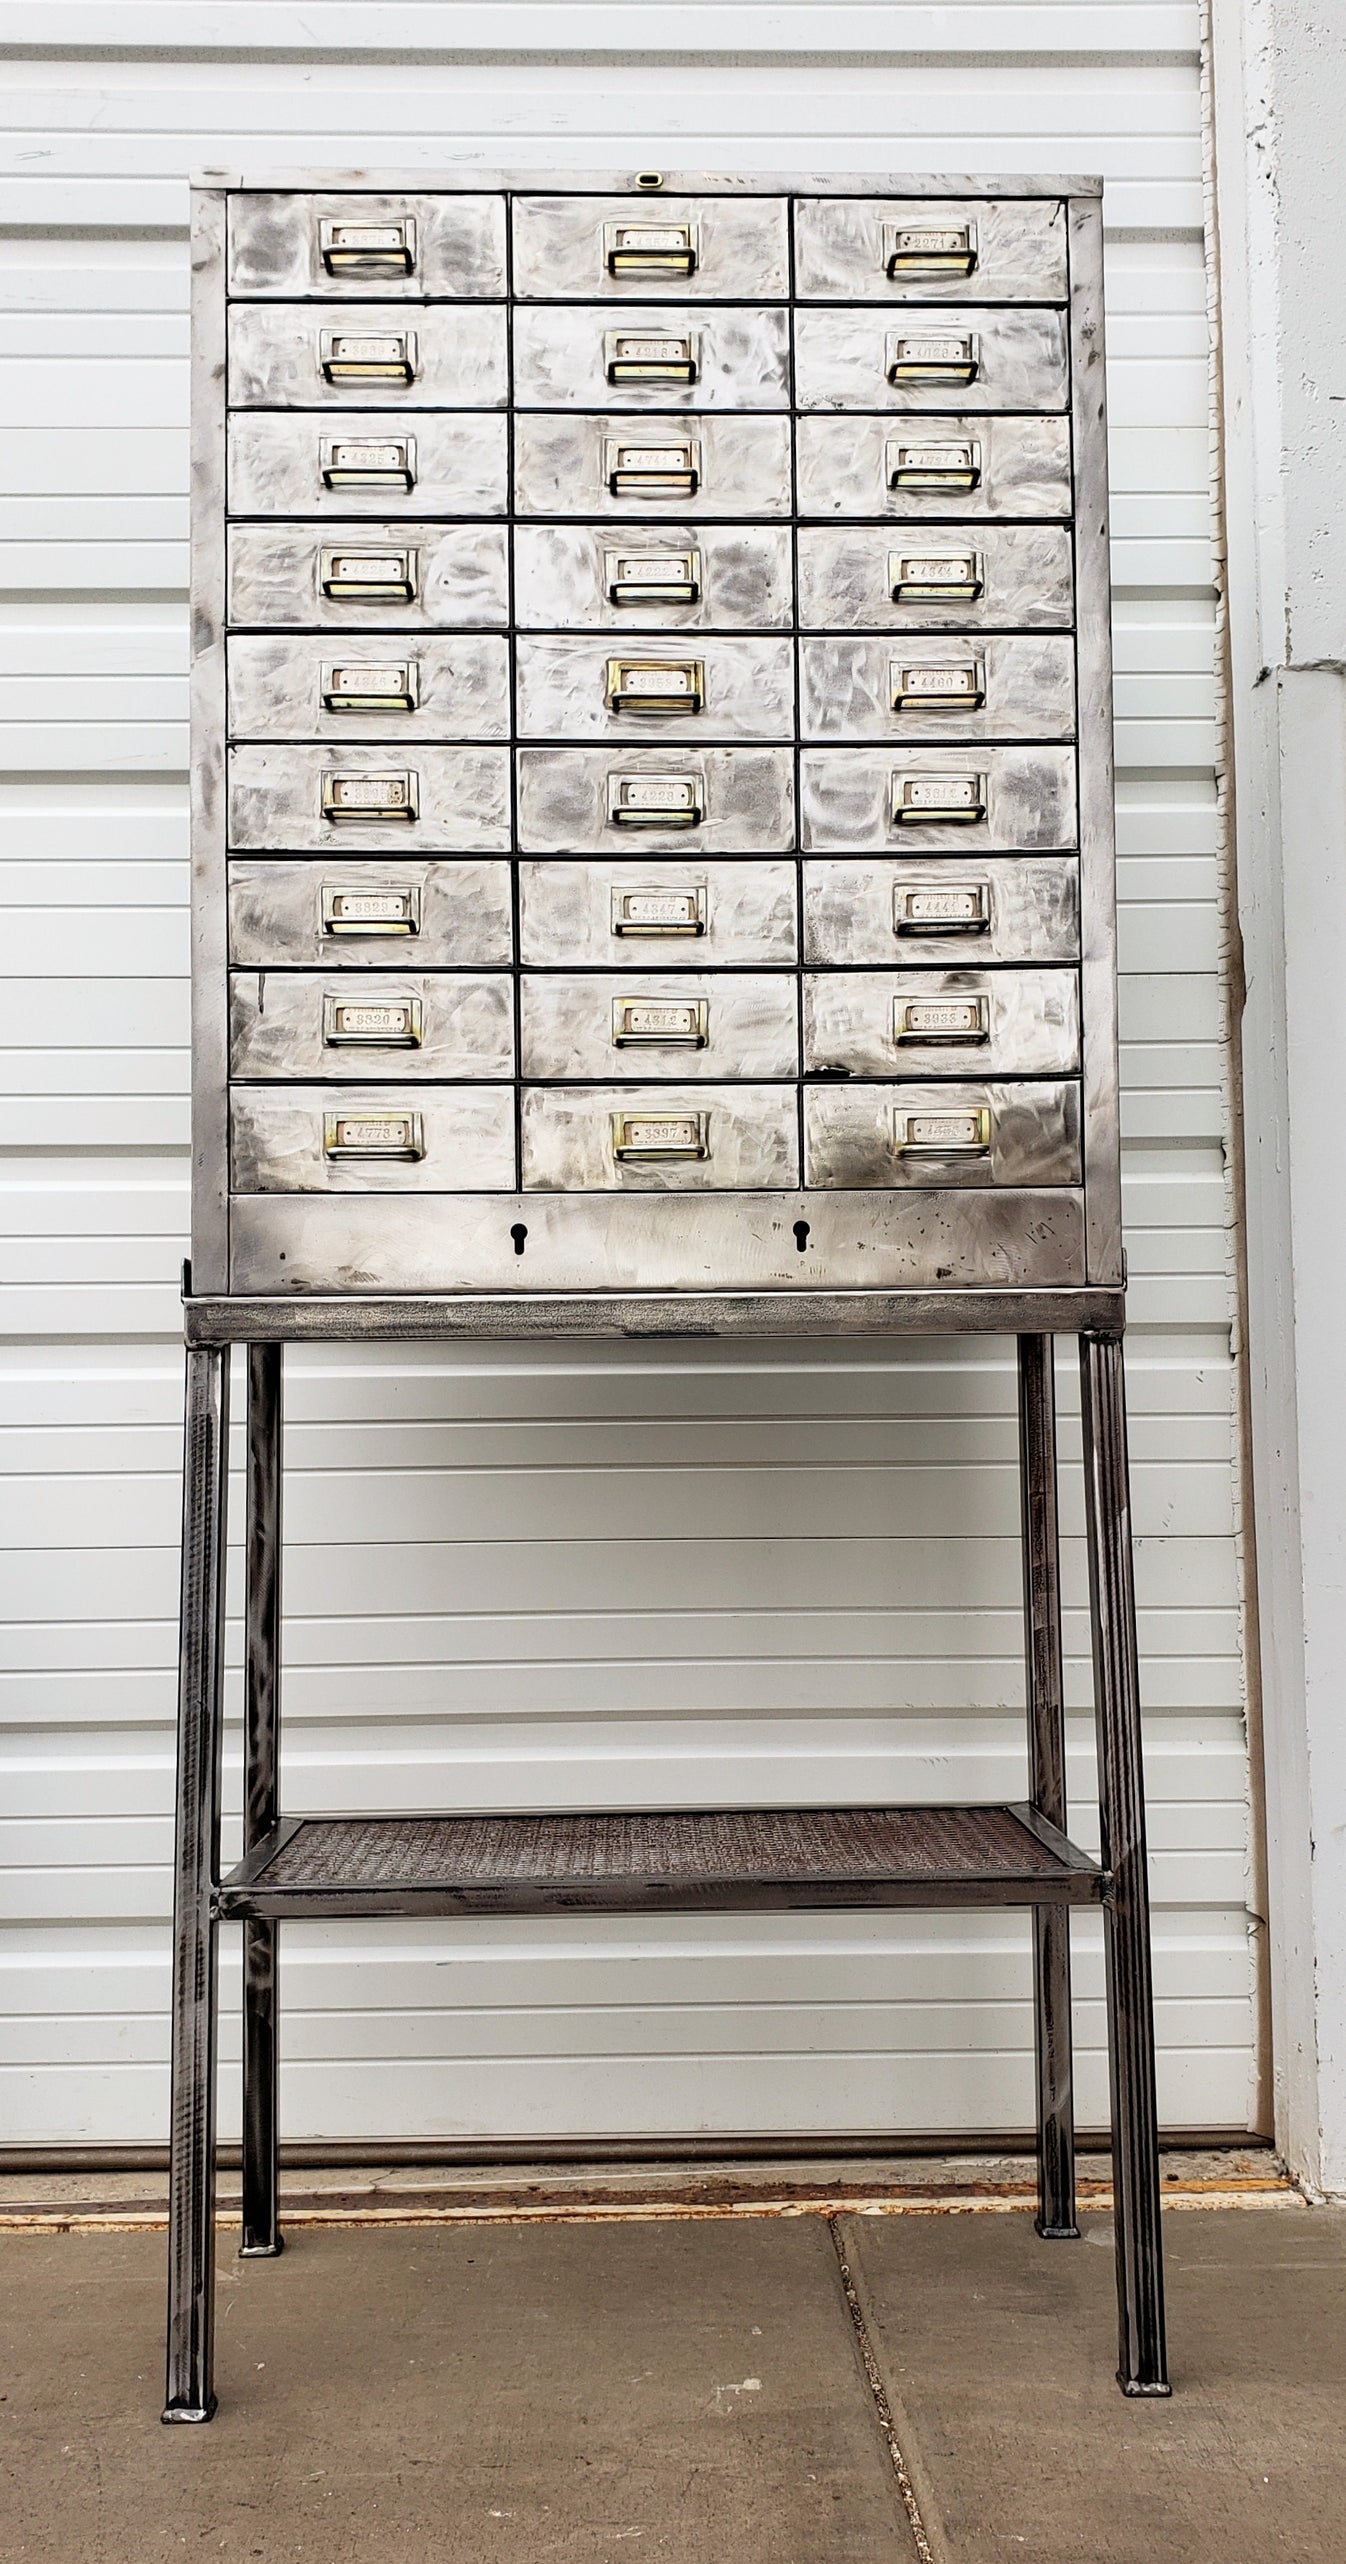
[{"left": 828, "top": 2215, "right": 936, "bottom": 2564}]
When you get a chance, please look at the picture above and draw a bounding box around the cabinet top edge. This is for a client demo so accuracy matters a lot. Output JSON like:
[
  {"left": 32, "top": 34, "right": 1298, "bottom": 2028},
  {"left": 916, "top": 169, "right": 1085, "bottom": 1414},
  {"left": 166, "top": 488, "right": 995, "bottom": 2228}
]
[{"left": 192, "top": 167, "right": 1104, "bottom": 201}]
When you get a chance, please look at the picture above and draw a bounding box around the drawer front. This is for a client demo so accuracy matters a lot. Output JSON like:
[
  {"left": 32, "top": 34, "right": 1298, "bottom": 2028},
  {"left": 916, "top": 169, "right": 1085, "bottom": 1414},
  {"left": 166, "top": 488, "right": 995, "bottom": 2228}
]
[
  {"left": 227, "top": 412, "right": 508, "bottom": 519},
  {"left": 803, "top": 856, "right": 1079, "bottom": 966},
  {"left": 803, "top": 966, "right": 1080, "bottom": 1078},
  {"left": 796, "top": 414, "right": 1071, "bottom": 520},
  {"left": 231, "top": 1084, "right": 516, "bottom": 1192},
  {"left": 512, "top": 306, "right": 790, "bottom": 410},
  {"left": 800, "top": 635, "right": 1075, "bottom": 744},
  {"left": 226, "top": 634, "right": 511, "bottom": 743},
  {"left": 516, "top": 634, "right": 794, "bottom": 742},
  {"left": 521, "top": 1084, "right": 799, "bottom": 1190},
  {"left": 511, "top": 194, "right": 790, "bottom": 300},
  {"left": 228, "top": 858, "right": 514, "bottom": 968},
  {"left": 518, "top": 858, "right": 797, "bottom": 966},
  {"left": 520, "top": 972, "right": 799, "bottom": 1080},
  {"left": 227, "top": 191, "right": 508, "bottom": 299},
  {"left": 794, "top": 308, "right": 1069, "bottom": 413},
  {"left": 804, "top": 1081, "right": 1081, "bottom": 1188},
  {"left": 516, "top": 745, "right": 795, "bottom": 854},
  {"left": 513, "top": 523, "right": 793, "bottom": 631},
  {"left": 798, "top": 524, "right": 1073, "bottom": 633},
  {"left": 229, "top": 970, "right": 515, "bottom": 1079},
  {"left": 227, "top": 303, "right": 509, "bottom": 409},
  {"left": 800, "top": 747, "right": 1077, "bottom": 854},
  {"left": 513, "top": 412, "right": 793, "bottom": 518},
  {"left": 226, "top": 523, "right": 510, "bottom": 629},
  {"left": 227, "top": 744, "right": 511, "bottom": 853},
  {"left": 792, "top": 197, "right": 1067, "bottom": 303}
]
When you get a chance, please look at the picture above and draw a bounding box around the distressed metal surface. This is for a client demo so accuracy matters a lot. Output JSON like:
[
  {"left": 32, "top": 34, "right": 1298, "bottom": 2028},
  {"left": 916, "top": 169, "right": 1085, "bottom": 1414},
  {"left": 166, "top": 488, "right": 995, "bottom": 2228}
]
[
  {"left": 514, "top": 412, "right": 793, "bottom": 517},
  {"left": 516, "top": 744, "right": 795, "bottom": 853},
  {"left": 1070, "top": 197, "right": 1124, "bottom": 1288},
  {"left": 802, "top": 965, "right": 1081, "bottom": 1077},
  {"left": 797, "top": 523, "right": 1073, "bottom": 631},
  {"left": 793, "top": 196, "right": 1068, "bottom": 303},
  {"left": 229, "top": 970, "right": 516, "bottom": 1079},
  {"left": 510, "top": 194, "right": 790, "bottom": 300},
  {"left": 231, "top": 1084, "right": 516, "bottom": 1192},
  {"left": 226, "top": 412, "right": 508, "bottom": 519},
  {"left": 799, "top": 633, "right": 1075, "bottom": 742},
  {"left": 803, "top": 856, "right": 1079, "bottom": 965},
  {"left": 226, "top": 522, "right": 509, "bottom": 628},
  {"left": 227, "top": 858, "right": 514, "bottom": 968},
  {"left": 513, "top": 522, "right": 793, "bottom": 631},
  {"left": 512, "top": 305, "right": 790, "bottom": 409},
  {"left": 795, "top": 413, "right": 1071, "bottom": 519},
  {"left": 804, "top": 1079, "right": 1082, "bottom": 1189},
  {"left": 521, "top": 1084, "right": 799, "bottom": 1191},
  {"left": 800, "top": 746, "right": 1077, "bottom": 853},
  {"left": 227, "top": 744, "right": 511, "bottom": 852},
  {"left": 226, "top": 633, "right": 511, "bottom": 742},
  {"left": 227, "top": 190, "right": 508, "bottom": 298},
  {"left": 794, "top": 307, "right": 1069, "bottom": 412},
  {"left": 519, "top": 858, "right": 797, "bottom": 966},
  {"left": 516, "top": 634, "right": 794, "bottom": 741},
  {"left": 227, "top": 302, "right": 509, "bottom": 408},
  {"left": 189, "top": 187, "right": 230, "bottom": 1289},
  {"left": 520, "top": 972, "right": 799, "bottom": 1080}
]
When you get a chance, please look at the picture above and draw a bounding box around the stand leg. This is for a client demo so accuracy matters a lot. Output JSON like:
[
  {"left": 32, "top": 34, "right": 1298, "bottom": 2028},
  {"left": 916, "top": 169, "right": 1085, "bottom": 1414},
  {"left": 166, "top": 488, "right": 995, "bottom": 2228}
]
[
  {"left": 1079, "top": 1332, "right": 1170, "bottom": 2396},
  {"left": 241, "top": 1343, "right": 283, "bottom": 2259},
  {"left": 1017, "top": 1334, "right": 1078, "bottom": 2240},
  {"left": 163, "top": 1344, "right": 230, "bottom": 2422}
]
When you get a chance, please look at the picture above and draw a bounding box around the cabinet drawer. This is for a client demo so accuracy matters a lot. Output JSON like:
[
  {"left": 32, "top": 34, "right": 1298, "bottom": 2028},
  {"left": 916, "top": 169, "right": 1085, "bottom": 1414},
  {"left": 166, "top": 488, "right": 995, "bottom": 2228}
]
[
  {"left": 800, "top": 635, "right": 1075, "bottom": 744},
  {"left": 800, "top": 747, "right": 1077, "bottom": 854},
  {"left": 227, "top": 412, "right": 507, "bottom": 519},
  {"left": 516, "top": 635, "right": 794, "bottom": 742},
  {"left": 521, "top": 1084, "right": 799, "bottom": 1191},
  {"left": 520, "top": 972, "right": 798, "bottom": 1080},
  {"left": 803, "top": 857, "right": 1079, "bottom": 966},
  {"left": 231, "top": 1084, "right": 516, "bottom": 1192},
  {"left": 511, "top": 194, "right": 790, "bottom": 300},
  {"left": 796, "top": 414, "right": 1071, "bottom": 520},
  {"left": 516, "top": 745, "right": 795, "bottom": 854},
  {"left": 512, "top": 306, "right": 789, "bottom": 409},
  {"left": 227, "top": 191, "right": 508, "bottom": 299},
  {"left": 226, "top": 634, "right": 511, "bottom": 743},
  {"left": 513, "top": 523, "right": 793, "bottom": 632},
  {"left": 226, "top": 523, "right": 509, "bottom": 630},
  {"left": 227, "top": 744, "right": 510, "bottom": 852},
  {"left": 229, "top": 970, "right": 515, "bottom": 1080},
  {"left": 227, "top": 302, "right": 508, "bottom": 409},
  {"left": 795, "top": 308, "right": 1069, "bottom": 413},
  {"left": 228, "top": 858, "right": 514, "bottom": 968},
  {"left": 792, "top": 197, "right": 1067, "bottom": 303},
  {"left": 803, "top": 966, "right": 1079, "bottom": 1078},
  {"left": 804, "top": 1081, "right": 1081, "bottom": 1188},
  {"left": 798, "top": 525, "right": 1073, "bottom": 633},
  {"left": 513, "top": 413, "right": 792, "bottom": 518},
  {"left": 518, "top": 858, "right": 797, "bottom": 966}
]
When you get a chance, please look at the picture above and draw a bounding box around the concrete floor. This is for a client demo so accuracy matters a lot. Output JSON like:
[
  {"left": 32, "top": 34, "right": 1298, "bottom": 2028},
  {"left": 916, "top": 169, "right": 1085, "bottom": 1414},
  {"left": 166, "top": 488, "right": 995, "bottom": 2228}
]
[{"left": 1, "top": 2203, "right": 1343, "bottom": 2563}]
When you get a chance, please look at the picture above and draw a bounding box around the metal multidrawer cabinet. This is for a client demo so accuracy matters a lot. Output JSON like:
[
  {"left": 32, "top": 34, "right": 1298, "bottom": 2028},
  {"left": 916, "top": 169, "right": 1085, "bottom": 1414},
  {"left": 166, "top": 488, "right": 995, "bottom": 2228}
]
[
  {"left": 518, "top": 859, "right": 798, "bottom": 966},
  {"left": 510, "top": 195, "right": 790, "bottom": 300},
  {"left": 230, "top": 1084, "right": 517, "bottom": 1191},
  {"left": 799, "top": 746, "right": 1078, "bottom": 853},
  {"left": 799, "top": 635, "right": 1076, "bottom": 744},
  {"left": 227, "top": 413, "right": 508, "bottom": 518},
  {"left": 802, "top": 856, "right": 1079, "bottom": 966},
  {"left": 795, "top": 414, "right": 1071, "bottom": 519},
  {"left": 227, "top": 303, "right": 509, "bottom": 409},
  {"left": 226, "top": 635, "right": 511, "bottom": 743},
  {"left": 792, "top": 197, "right": 1068, "bottom": 303},
  {"left": 513, "top": 524, "right": 794, "bottom": 632},
  {"left": 513, "top": 413, "right": 793, "bottom": 517},
  {"left": 794, "top": 308, "right": 1069, "bottom": 413},
  {"left": 511, "top": 306, "right": 790, "bottom": 410},
  {"left": 802, "top": 966, "right": 1080, "bottom": 1078},
  {"left": 519, "top": 973, "right": 799, "bottom": 1080},
  {"left": 227, "top": 191, "right": 508, "bottom": 298},
  {"left": 520, "top": 1084, "right": 799, "bottom": 1190},
  {"left": 515, "top": 745, "right": 796, "bottom": 853},
  {"left": 227, "top": 744, "right": 511, "bottom": 852},
  {"left": 515, "top": 635, "right": 795, "bottom": 741},
  {"left": 227, "top": 858, "right": 515, "bottom": 968},
  {"left": 229, "top": 971, "right": 516, "bottom": 1080},
  {"left": 797, "top": 525, "right": 1074, "bottom": 633},
  {"left": 226, "top": 523, "right": 510, "bottom": 629},
  {"left": 803, "top": 1080, "right": 1082, "bottom": 1188}
]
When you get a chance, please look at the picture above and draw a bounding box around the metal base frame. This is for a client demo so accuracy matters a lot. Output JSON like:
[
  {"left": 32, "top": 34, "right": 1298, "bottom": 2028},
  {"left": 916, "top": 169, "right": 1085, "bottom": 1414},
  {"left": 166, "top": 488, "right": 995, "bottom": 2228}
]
[{"left": 163, "top": 1315, "right": 1168, "bottom": 2419}]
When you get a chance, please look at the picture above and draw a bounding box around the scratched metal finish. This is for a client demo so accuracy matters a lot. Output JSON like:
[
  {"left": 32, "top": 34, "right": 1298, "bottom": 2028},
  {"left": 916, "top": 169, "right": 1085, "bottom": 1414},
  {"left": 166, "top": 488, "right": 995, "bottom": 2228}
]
[
  {"left": 516, "top": 745, "right": 795, "bottom": 854},
  {"left": 516, "top": 634, "right": 795, "bottom": 741},
  {"left": 518, "top": 859, "right": 797, "bottom": 967},
  {"left": 795, "top": 414, "right": 1071, "bottom": 519},
  {"left": 229, "top": 970, "right": 516, "bottom": 1080},
  {"left": 803, "top": 966, "right": 1081, "bottom": 1077},
  {"left": 521, "top": 1084, "right": 799, "bottom": 1192},
  {"left": 228, "top": 859, "right": 514, "bottom": 969},
  {"left": 226, "top": 634, "right": 511, "bottom": 742},
  {"left": 797, "top": 524, "right": 1073, "bottom": 631},
  {"left": 227, "top": 745, "right": 511, "bottom": 853},
  {"left": 803, "top": 856, "right": 1079, "bottom": 965},
  {"left": 794, "top": 308, "right": 1069, "bottom": 412},
  {"left": 520, "top": 972, "right": 799, "bottom": 1080},
  {"left": 510, "top": 195, "right": 790, "bottom": 300},
  {"left": 227, "top": 303, "right": 509, "bottom": 409},
  {"left": 231, "top": 1084, "right": 516, "bottom": 1193},
  {"left": 513, "top": 523, "right": 793, "bottom": 631},
  {"left": 800, "top": 747, "right": 1077, "bottom": 854},
  {"left": 513, "top": 413, "right": 793, "bottom": 518},
  {"left": 800, "top": 635, "right": 1075, "bottom": 742},
  {"left": 226, "top": 523, "right": 510, "bottom": 629},
  {"left": 792, "top": 197, "right": 1067, "bottom": 302},
  {"left": 512, "top": 306, "right": 790, "bottom": 410},
  {"left": 804, "top": 1080, "right": 1082, "bottom": 1189},
  {"left": 227, "top": 191, "right": 508, "bottom": 297},
  {"left": 227, "top": 413, "right": 508, "bottom": 519}
]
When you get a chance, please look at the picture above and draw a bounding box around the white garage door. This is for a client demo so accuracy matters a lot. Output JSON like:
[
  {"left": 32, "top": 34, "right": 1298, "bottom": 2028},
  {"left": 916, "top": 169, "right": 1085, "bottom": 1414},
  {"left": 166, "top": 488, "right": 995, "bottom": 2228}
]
[{"left": 0, "top": 2, "right": 1261, "bottom": 2148}]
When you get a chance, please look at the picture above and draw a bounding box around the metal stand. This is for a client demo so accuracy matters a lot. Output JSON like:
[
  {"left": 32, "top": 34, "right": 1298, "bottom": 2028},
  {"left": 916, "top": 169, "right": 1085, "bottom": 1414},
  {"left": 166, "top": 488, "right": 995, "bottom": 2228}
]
[{"left": 163, "top": 1315, "right": 1169, "bottom": 2416}]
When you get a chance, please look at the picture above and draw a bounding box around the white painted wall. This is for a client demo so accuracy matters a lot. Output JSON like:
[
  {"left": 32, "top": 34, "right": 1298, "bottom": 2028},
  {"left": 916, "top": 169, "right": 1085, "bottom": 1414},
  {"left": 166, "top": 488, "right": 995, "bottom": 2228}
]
[{"left": 0, "top": 1, "right": 1260, "bottom": 2150}]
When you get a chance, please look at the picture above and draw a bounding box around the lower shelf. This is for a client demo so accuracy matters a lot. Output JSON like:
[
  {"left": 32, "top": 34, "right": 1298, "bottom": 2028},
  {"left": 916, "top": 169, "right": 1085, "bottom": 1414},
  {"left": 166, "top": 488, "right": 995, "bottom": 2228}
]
[{"left": 216, "top": 1804, "right": 1103, "bottom": 1920}]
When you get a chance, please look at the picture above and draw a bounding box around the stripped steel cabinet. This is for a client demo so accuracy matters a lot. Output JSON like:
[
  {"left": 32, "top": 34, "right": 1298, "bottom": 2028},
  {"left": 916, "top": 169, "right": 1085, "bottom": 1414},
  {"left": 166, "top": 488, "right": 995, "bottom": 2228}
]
[{"left": 168, "top": 171, "right": 1168, "bottom": 2421}]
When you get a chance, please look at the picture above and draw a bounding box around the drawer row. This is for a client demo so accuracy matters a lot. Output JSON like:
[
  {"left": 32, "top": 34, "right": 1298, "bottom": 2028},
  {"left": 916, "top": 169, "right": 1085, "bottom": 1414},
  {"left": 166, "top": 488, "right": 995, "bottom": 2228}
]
[{"left": 228, "top": 193, "right": 1068, "bottom": 305}]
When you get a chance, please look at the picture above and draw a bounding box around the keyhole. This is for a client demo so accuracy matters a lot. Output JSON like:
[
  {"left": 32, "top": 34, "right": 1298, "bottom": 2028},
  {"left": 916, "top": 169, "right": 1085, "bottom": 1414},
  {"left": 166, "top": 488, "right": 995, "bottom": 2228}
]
[
  {"left": 510, "top": 1223, "right": 528, "bottom": 1257},
  {"left": 793, "top": 1219, "right": 811, "bottom": 1254}
]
